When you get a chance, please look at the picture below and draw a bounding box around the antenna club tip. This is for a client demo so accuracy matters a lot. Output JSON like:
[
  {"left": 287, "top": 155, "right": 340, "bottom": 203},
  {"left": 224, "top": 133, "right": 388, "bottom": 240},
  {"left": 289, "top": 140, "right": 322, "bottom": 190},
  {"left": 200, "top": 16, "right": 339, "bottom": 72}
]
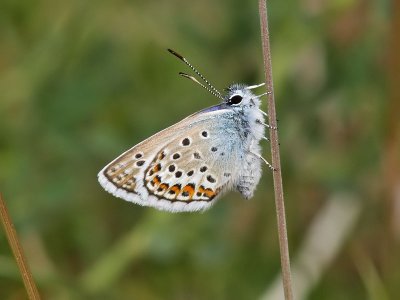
[
  {"left": 167, "top": 48, "right": 184, "bottom": 60},
  {"left": 178, "top": 72, "right": 192, "bottom": 80}
]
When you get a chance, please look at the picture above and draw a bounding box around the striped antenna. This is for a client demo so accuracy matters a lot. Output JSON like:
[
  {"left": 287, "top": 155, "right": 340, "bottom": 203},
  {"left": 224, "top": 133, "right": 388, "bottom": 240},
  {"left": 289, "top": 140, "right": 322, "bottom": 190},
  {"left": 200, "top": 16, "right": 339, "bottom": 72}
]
[
  {"left": 179, "top": 72, "right": 223, "bottom": 100},
  {"left": 168, "top": 49, "right": 223, "bottom": 99}
]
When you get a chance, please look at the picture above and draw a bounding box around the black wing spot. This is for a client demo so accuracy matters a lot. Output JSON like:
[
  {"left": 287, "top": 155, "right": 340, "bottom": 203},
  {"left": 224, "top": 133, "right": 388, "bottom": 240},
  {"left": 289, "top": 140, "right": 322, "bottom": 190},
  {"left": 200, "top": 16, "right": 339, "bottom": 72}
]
[
  {"left": 193, "top": 152, "right": 201, "bottom": 159},
  {"left": 206, "top": 175, "right": 216, "bottom": 183},
  {"left": 182, "top": 138, "right": 190, "bottom": 146},
  {"left": 136, "top": 160, "right": 145, "bottom": 167}
]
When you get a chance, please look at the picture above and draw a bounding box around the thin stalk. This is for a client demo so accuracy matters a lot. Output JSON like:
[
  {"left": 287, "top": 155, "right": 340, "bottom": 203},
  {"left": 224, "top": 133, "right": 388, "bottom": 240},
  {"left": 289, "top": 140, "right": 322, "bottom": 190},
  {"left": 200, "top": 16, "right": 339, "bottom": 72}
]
[
  {"left": 0, "top": 193, "right": 41, "bottom": 300},
  {"left": 258, "top": 1, "right": 294, "bottom": 299}
]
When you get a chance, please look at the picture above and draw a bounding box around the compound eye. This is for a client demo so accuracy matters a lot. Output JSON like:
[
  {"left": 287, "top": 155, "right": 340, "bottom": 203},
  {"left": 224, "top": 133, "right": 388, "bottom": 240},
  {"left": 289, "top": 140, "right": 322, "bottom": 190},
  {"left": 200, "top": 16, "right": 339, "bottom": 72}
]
[{"left": 229, "top": 95, "right": 243, "bottom": 105}]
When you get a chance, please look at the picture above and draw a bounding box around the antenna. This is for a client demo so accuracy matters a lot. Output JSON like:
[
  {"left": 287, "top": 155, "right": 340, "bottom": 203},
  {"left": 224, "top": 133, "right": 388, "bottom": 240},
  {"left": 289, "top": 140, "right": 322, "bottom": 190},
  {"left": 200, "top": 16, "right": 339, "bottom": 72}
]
[
  {"left": 168, "top": 49, "right": 223, "bottom": 99},
  {"left": 179, "top": 72, "right": 223, "bottom": 99}
]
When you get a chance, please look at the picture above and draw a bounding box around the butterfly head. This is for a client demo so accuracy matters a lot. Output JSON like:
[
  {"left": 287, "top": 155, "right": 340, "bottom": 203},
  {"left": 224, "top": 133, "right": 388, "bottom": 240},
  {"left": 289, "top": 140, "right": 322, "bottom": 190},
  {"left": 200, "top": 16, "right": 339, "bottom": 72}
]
[
  {"left": 220, "top": 83, "right": 266, "bottom": 141},
  {"left": 224, "top": 83, "right": 261, "bottom": 110}
]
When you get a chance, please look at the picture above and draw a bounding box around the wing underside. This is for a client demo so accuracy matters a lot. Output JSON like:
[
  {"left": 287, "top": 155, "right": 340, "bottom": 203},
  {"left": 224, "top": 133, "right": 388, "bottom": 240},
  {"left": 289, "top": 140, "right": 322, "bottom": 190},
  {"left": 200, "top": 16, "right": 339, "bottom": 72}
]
[{"left": 98, "top": 108, "right": 243, "bottom": 212}]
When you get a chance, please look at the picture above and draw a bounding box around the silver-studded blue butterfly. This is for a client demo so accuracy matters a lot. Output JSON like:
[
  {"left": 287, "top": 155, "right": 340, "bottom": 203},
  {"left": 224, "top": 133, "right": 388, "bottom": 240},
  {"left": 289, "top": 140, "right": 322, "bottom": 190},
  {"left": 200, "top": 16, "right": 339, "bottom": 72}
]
[{"left": 98, "top": 49, "right": 273, "bottom": 212}]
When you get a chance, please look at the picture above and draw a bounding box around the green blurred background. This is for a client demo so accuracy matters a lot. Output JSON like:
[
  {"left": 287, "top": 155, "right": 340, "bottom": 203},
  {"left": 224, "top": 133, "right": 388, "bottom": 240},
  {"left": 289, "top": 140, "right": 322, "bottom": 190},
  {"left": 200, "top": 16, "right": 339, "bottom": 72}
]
[{"left": 1, "top": 0, "right": 399, "bottom": 299}]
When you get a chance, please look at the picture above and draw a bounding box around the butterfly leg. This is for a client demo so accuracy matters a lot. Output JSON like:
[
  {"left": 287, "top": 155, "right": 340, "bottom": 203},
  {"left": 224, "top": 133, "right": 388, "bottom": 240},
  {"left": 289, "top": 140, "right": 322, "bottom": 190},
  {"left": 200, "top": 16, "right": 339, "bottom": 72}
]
[
  {"left": 256, "top": 119, "right": 277, "bottom": 130},
  {"left": 249, "top": 151, "right": 275, "bottom": 171},
  {"left": 256, "top": 91, "right": 272, "bottom": 97},
  {"left": 258, "top": 108, "right": 268, "bottom": 117}
]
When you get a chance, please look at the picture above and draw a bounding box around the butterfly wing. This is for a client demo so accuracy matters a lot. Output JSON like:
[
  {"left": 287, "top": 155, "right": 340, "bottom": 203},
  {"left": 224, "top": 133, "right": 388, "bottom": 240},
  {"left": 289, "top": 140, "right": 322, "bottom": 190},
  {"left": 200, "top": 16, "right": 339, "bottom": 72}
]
[{"left": 98, "top": 105, "right": 251, "bottom": 212}]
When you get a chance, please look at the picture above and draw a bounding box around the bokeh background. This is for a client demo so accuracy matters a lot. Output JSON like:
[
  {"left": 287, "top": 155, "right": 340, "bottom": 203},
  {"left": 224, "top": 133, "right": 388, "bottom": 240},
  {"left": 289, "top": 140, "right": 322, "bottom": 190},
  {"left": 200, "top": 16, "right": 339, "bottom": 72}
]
[{"left": 1, "top": 0, "right": 399, "bottom": 299}]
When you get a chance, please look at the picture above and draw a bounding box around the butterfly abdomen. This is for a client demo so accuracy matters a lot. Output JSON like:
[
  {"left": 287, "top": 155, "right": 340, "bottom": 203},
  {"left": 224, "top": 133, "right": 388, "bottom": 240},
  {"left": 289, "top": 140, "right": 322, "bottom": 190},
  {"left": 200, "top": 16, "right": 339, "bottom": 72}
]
[
  {"left": 233, "top": 105, "right": 264, "bottom": 199},
  {"left": 236, "top": 151, "right": 263, "bottom": 199}
]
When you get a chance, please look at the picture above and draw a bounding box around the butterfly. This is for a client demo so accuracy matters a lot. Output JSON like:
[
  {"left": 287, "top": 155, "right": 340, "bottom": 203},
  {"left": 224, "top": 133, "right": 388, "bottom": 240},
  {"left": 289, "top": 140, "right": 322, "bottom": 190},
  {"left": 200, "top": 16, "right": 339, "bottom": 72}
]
[{"left": 98, "top": 49, "right": 273, "bottom": 213}]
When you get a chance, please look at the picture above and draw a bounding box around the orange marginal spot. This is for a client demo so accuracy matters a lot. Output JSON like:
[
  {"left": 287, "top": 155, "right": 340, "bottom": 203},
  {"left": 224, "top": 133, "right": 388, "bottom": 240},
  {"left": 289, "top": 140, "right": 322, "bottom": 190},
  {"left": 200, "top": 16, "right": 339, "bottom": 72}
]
[
  {"left": 152, "top": 175, "right": 161, "bottom": 186},
  {"left": 158, "top": 151, "right": 166, "bottom": 161},
  {"left": 158, "top": 183, "right": 169, "bottom": 192},
  {"left": 168, "top": 184, "right": 181, "bottom": 196},
  {"left": 204, "top": 188, "right": 216, "bottom": 199},
  {"left": 153, "top": 163, "right": 161, "bottom": 172},
  {"left": 198, "top": 185, "right": 206, "bottom": 193},
  {"left": 182, "top": 184, "right": 195, "bottom": 199}
]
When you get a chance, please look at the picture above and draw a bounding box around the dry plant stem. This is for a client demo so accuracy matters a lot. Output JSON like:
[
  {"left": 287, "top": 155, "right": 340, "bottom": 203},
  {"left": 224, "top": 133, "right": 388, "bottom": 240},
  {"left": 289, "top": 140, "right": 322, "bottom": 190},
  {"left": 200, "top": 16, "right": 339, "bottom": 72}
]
[
  {"left": 258, "top": 1, "right": 294, "bottom": 300},
  {"left": 0, "top": 193, "right": 41, "bottom": 300},
  {"left": 386, "top": 0, "right": 400, "bottom": 241}
]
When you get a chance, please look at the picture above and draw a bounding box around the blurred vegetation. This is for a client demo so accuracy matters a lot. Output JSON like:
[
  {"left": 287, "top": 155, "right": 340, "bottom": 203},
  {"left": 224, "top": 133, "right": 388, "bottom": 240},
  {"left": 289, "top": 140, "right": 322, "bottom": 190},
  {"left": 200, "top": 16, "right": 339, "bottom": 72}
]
[{"left": 0, "top": 0, "right": 398, "bottom": 299}]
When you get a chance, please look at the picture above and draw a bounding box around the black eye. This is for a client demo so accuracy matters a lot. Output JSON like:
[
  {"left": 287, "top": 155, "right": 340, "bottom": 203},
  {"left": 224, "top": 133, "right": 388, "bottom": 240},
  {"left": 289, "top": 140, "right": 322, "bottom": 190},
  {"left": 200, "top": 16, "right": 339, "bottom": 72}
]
[{"left": 229, "top": 95, "right": 243, "bottom": 105}]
